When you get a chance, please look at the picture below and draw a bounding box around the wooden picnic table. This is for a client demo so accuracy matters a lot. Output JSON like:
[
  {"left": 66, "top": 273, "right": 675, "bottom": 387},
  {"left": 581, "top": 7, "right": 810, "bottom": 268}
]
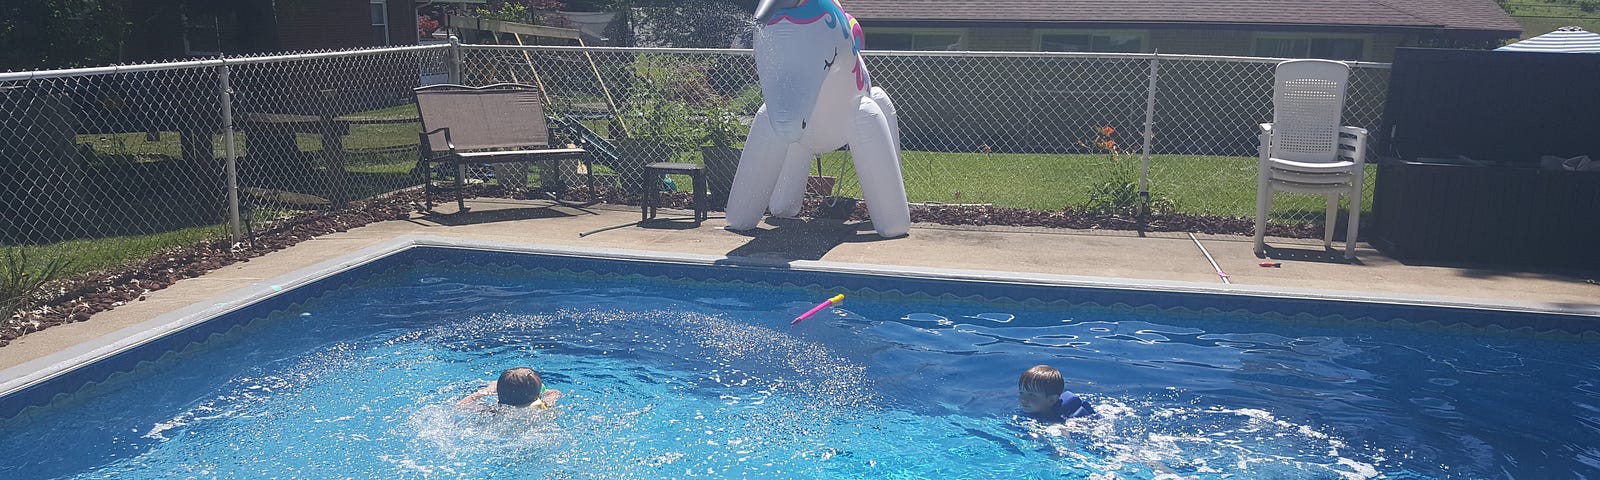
[
  {"left": 236, "top": 108, "right": 420, "bottom": 206},
  {"left": 237, "top": 112, "right": 351, "bottom": 206}
]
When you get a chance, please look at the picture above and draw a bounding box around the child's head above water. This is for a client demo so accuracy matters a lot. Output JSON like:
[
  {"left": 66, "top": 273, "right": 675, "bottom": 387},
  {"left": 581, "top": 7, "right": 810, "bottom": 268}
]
[
  {"left": 496, "top": 367, "right": 545, "bottom": 407},
  {"left": 1018, "top": 364, "right": 1066, "bottom": 415}
]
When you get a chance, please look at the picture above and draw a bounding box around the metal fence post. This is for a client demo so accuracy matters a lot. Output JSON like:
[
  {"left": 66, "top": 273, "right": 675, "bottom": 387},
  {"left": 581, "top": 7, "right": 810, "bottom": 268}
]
[
  {"left": 1139, "top": 52, "right": 1159, "bottom": 205},
  {"left": 219, "top": 63, "right": 242, "bottom": 243},
  {"left": 448, "top": 35, "right": 463, "bottom": 84}
]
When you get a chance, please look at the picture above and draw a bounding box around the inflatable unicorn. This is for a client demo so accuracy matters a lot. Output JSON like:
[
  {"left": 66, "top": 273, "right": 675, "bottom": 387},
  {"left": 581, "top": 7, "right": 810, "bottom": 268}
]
[{"left": 725, "top": 0, "right": 911, "bottom": 238}]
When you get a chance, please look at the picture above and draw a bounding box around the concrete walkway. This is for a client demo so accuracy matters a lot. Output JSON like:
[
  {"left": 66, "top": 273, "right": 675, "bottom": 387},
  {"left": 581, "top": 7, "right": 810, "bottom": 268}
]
[{"left": 4, "top": 199, "right": 1597, "bottom": 370}]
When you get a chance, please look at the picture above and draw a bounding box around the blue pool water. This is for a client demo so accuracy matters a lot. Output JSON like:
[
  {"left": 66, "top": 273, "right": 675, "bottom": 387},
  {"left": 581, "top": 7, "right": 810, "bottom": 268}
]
[{"left": 2, "top": 248, "right": 1598, "bottom": 479}]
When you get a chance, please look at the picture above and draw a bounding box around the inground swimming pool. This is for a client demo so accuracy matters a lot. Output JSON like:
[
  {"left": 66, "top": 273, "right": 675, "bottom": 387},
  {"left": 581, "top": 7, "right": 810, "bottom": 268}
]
[{"left": 2, "top": 238, "right": 1597, "bottom": 479}]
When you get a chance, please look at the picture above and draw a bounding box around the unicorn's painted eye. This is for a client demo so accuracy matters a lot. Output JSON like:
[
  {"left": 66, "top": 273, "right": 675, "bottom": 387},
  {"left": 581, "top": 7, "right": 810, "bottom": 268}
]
[{"left": 824, "top": 47, "right": 838, "bottom": 70}]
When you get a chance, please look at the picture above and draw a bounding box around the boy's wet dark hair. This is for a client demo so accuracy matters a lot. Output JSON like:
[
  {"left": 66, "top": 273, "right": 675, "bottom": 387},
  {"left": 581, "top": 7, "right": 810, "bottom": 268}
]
[
  {"left": 496, "top": 367, "right": 544, "bottom": 406},
  {"left": 1019, "top": 365, "right": 1065, "bottom": 396}
]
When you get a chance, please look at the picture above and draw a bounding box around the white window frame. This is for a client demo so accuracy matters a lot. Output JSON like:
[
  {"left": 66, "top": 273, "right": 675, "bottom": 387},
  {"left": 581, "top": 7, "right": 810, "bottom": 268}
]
[
  {"left": 1034, "top": 29, "right": 1149, "bottom": 53},
  {"left": 371, "top": 0, "right": 390, "bottom": 46},
  {"left": 865, "top": 27, "right": 969, "bottom": 51},
  {"left": 1251, "top": 32, "right": 1372, "bottom": 61}
]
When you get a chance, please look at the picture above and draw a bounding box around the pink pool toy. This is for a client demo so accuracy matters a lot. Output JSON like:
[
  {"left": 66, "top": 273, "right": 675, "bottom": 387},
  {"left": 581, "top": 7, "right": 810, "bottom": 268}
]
[{"left": 791, "top": 294, "right": 845, "bottom": 326}]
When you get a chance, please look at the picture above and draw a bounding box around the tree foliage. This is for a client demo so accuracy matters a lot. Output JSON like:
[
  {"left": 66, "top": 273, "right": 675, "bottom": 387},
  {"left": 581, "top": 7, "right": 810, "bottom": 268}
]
[
  {"left": 626, "top": 0, "right": 752, "bottom": 48},
  {"left": 0, "top": 0, "right": 129, "bottom": 71}
]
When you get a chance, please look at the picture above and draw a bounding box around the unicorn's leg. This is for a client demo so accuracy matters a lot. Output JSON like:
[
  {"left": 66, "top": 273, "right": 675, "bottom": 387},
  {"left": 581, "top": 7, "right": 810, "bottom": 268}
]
[
  {"left": 848, "top": 96, "right": 911, "bottom": 238},
  {"left": 767, "top": 144, "right": 813, "bottom": 219},
  {"left": 725, "top": 106, "right": 792, "bottom": 231},
  {"left": 869, "top": 87, "right": 901, "bottom": 154}
]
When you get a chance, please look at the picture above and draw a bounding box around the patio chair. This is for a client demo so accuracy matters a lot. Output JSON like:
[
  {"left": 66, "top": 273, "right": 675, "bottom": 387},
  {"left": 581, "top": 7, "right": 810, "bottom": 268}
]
[
  {"left": 1254, "top": 59, "right": 1367, "bottom": 260},
  {"left": 414, "top": 83, "right": 593, "bottom": 213}
]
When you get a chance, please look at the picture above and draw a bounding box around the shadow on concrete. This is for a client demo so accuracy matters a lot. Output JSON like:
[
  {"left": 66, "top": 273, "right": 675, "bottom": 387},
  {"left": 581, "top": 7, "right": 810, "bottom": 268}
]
[
  {"left": 637, "top": 218, "right": 709, "bottom": 231},
  {"left": 412, "top": 200, "right": 584, "bottom": 227},
  {"left": 1258, "top": 245, "right": 1365, "bottom": 266},
  {"left": 1407, "top": 258, "right": 1599, "bottom": 285},
  {"left": 723, "top": 217, "right": 902, "bottom": 262}
]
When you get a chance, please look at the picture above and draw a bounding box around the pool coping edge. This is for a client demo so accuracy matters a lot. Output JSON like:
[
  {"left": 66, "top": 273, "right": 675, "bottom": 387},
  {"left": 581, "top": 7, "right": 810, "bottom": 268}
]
[{"left": 4, "top": 234, "right": 1596, "bottom": 401}]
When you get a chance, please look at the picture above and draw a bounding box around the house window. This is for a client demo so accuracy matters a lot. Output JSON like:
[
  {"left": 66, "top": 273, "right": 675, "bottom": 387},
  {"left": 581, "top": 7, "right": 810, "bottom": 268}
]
[
  {"left": 371, "top": 0, "right": 390, "bottom": 45},
  {"left": 868, "top": 29, "right": 966, "bottom": 50},
  {"left": 1254, "top": 35, "right": 1365, "bottom": 60},
  {"left": 183, "top": 12, "right": 221, "bottom": 56},
  {"left": 1037, "top": 31, "right": 1145, "bottom": 53}
]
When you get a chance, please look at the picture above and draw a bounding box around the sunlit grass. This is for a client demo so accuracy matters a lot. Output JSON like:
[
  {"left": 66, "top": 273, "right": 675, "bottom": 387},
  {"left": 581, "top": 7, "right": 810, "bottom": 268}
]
[
  {"left": 4, "top": 226, "right": 223, "bottom": 279},
  {"left": 47, "top": 101, "right": 1377, "bottom": 280}
]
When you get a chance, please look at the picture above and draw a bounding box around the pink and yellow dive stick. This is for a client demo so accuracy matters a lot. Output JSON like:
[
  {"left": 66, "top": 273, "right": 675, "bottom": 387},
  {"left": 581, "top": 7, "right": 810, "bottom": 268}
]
[{"left": 791, "top": 294, "right": 845, "bottom": 326}]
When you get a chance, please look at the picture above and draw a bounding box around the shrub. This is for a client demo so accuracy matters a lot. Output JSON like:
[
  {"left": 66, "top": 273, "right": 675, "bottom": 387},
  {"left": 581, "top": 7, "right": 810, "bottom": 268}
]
[
  {"left": 1, "top": 248, "right": 73, "bottom": 321},
  {"left": 1077, "top": 126, "right": 1175, "bottom": 215}
]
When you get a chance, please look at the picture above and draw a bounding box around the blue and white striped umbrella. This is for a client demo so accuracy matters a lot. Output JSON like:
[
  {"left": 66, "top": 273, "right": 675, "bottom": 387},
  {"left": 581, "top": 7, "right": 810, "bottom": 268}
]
[{"left": 1496, "top": 26, "right": 1600, "bottom": 53}]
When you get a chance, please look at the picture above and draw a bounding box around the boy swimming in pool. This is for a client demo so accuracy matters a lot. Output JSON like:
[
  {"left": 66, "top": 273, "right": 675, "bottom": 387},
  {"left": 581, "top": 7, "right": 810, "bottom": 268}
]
[
  {"left": 457, "top": 367, "right": 563, "bottom": 409},
  {"left": 1018, "top": 364, "right": 1097, "bottom": 421}
]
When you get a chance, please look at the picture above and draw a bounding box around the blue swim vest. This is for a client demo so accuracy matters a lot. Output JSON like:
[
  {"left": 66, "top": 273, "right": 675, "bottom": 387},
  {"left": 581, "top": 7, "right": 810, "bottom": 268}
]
[{"left": 1046, "top": 391, "right": 1097, "bottom": 420}]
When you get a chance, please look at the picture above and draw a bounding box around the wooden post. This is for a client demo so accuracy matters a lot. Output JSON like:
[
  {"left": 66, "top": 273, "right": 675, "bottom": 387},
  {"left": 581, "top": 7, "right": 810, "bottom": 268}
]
[
  {"left": 512, "top": 33, "right": 554, "bottom": 107},
  {"left": 579, "top": 37, "right": 628, "bottom": 137},
  {"left": 220, "top": 64, "right": 242, "bottom": 242}
]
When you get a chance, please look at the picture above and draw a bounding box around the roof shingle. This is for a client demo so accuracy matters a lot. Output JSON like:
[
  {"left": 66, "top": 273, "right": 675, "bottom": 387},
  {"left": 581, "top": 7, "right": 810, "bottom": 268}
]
[{"left": 840, "top": 0, "right": 1521, "bottom": 33}]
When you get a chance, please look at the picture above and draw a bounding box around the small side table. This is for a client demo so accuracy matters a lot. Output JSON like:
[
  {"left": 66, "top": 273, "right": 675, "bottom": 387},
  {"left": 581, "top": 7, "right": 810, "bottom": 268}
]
[{"left": 642, "top": 162, "right": 708, "bottom": 224}]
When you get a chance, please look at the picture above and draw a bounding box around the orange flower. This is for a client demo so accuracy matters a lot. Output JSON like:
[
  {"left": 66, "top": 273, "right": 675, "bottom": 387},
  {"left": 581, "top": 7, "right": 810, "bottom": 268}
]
[{"left": 1100, "top": 126, "right": 1115, "bottom": 137}]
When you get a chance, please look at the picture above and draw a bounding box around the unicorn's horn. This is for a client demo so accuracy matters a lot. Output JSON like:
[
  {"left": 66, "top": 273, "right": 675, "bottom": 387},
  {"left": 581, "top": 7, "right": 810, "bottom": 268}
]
[{"left": 755, "top": 0, "right": 805, "bottom": 24}]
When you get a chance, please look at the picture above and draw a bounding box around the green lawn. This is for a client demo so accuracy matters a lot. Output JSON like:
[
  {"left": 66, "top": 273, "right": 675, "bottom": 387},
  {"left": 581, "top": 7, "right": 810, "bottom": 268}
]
[
  {"left": 4, "top": 225, "right": 223, "bottom": 279},
  {"left": 650, "top": 149, "right": 1374, "bottom": 221},
  {"left": 42, "top": 101, "right": 1372, "bottom": 284},
  {"left": 30, "top": 145, "right": 1362, "bottom": 281},
  {"left": 44, "top": 105, "right": 426, "bottom": 279},
  {"left": 1504, "top": 0, "right": 1600, "bottom": 39}
]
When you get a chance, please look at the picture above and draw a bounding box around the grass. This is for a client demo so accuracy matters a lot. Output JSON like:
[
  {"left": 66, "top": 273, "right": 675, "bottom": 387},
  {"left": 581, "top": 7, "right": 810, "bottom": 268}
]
[
  {"left": 49, "top": 105, "right": 425, "bottom": 281},
  {"left": 77, "top": 104, "right": 423, "bottom": 160},
  {"left": 1503, "top": 0, "right": 1600, "bottom": 39},
  {"left": 571, "top": 117, "right": 1366, "bottom": 221},
  {"left": 45, "top": 101, "right": 1369, "bottom": 286},
  {"left": 650, "top": 149, "right": 1374, "bottom": 220},
  {"left": 2, "top": 225, "right": 223, "bottom": 280}
]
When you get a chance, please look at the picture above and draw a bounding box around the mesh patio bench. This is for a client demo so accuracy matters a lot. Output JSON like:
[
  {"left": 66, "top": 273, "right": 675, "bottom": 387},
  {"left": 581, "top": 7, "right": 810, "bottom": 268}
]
[{"left": 413, "top": 83, "right": 593, "bottom": 213}]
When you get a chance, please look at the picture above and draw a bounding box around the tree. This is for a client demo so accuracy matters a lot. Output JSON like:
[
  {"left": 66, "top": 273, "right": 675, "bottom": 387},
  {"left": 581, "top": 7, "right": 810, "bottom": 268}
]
[
  {"left": 565, "top": 0, "right": 754, "bottom": 13},
  {"left": 626, "top": 0, "right": 752, "bottom": 48},
  {"left": 0, "top": 0, "right": 128, "bottom": 71},
  {"left": 563, "top": 0, "right": 630, "bottom": 10},
  {"left": 444, "top": 0, "right": 568, "bottom": 25}
]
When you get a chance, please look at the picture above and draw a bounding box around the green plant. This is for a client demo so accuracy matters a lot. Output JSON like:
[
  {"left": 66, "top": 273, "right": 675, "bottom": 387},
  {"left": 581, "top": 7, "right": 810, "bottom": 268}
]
[
  {"left": 1077, "top": 126, "right": 1175, "bottom": 215},
  {"left": 621, "top": 95, "right": 699, "bottom": 152},
  {"left": 1, "top": 247, "right": 73, "bottom": 320},
  {"left": 618, "top": 54, "right": 717, "bottom": 150},
  {"left": 729, "top": 84, "right": 765, "bottom": 116},
  {"left": 698, "top": 99, "right": 745, "bottom": 148}
]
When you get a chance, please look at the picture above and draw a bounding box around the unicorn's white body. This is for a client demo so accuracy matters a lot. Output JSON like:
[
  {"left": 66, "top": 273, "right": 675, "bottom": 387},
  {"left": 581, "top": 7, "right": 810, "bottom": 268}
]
[{"left": 724, "top": 0, "right": 911, "bottom": 237}]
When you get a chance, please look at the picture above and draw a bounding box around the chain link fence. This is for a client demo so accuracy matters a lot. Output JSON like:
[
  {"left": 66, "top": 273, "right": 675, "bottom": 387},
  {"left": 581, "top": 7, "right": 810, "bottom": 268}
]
[
  {"left": 1, "top": 43, "right": 1388, "bottom": 261},
  {"left": 464, "top": 45, "right": 1388, "bottom": 224},
  {"left": 0, "top": 45, "right": 447, "bottom": 266}
]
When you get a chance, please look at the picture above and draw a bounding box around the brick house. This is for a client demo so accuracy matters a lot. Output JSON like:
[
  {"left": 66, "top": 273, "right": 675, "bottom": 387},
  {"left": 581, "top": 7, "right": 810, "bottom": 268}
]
[{"left": 845, "top": 0, "right": 1522, "bottom": 62}]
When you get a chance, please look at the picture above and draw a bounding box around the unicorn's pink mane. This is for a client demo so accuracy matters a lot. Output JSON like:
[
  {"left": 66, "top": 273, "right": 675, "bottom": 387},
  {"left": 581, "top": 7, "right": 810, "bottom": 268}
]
[{"left": 765, "top": 13, "right": 833, "bottom": 26}]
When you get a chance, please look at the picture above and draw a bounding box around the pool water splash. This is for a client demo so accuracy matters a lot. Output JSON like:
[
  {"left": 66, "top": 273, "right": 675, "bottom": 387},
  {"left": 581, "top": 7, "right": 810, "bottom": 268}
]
[
  {"left": 1000, "top": 395, "right": 1382, "bottom": 480},
  {"left": 4, "top": 260, "right": 1598, "bottom": 479}
]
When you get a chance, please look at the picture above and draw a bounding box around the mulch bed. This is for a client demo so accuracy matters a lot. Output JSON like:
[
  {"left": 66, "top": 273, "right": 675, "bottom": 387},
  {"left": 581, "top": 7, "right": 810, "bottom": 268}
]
[
  {"left": 1, "top": 186, "right": 1317, "bottom": 348},
  {"left": 0, "top": 192, "right": 419, "bottom": 348}
]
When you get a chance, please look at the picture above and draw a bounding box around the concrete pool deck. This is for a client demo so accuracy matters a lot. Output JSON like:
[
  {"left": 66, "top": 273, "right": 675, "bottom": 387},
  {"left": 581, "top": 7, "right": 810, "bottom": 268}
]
[{"left": 4, "top": 199, "right": 1597, "bottom": 371}]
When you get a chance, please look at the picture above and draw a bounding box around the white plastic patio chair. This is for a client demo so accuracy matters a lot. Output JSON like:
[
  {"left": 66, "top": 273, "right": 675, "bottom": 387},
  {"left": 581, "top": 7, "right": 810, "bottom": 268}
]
[{"left": 1254, "top": 59, "right": 1368, "bottom": 260}]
